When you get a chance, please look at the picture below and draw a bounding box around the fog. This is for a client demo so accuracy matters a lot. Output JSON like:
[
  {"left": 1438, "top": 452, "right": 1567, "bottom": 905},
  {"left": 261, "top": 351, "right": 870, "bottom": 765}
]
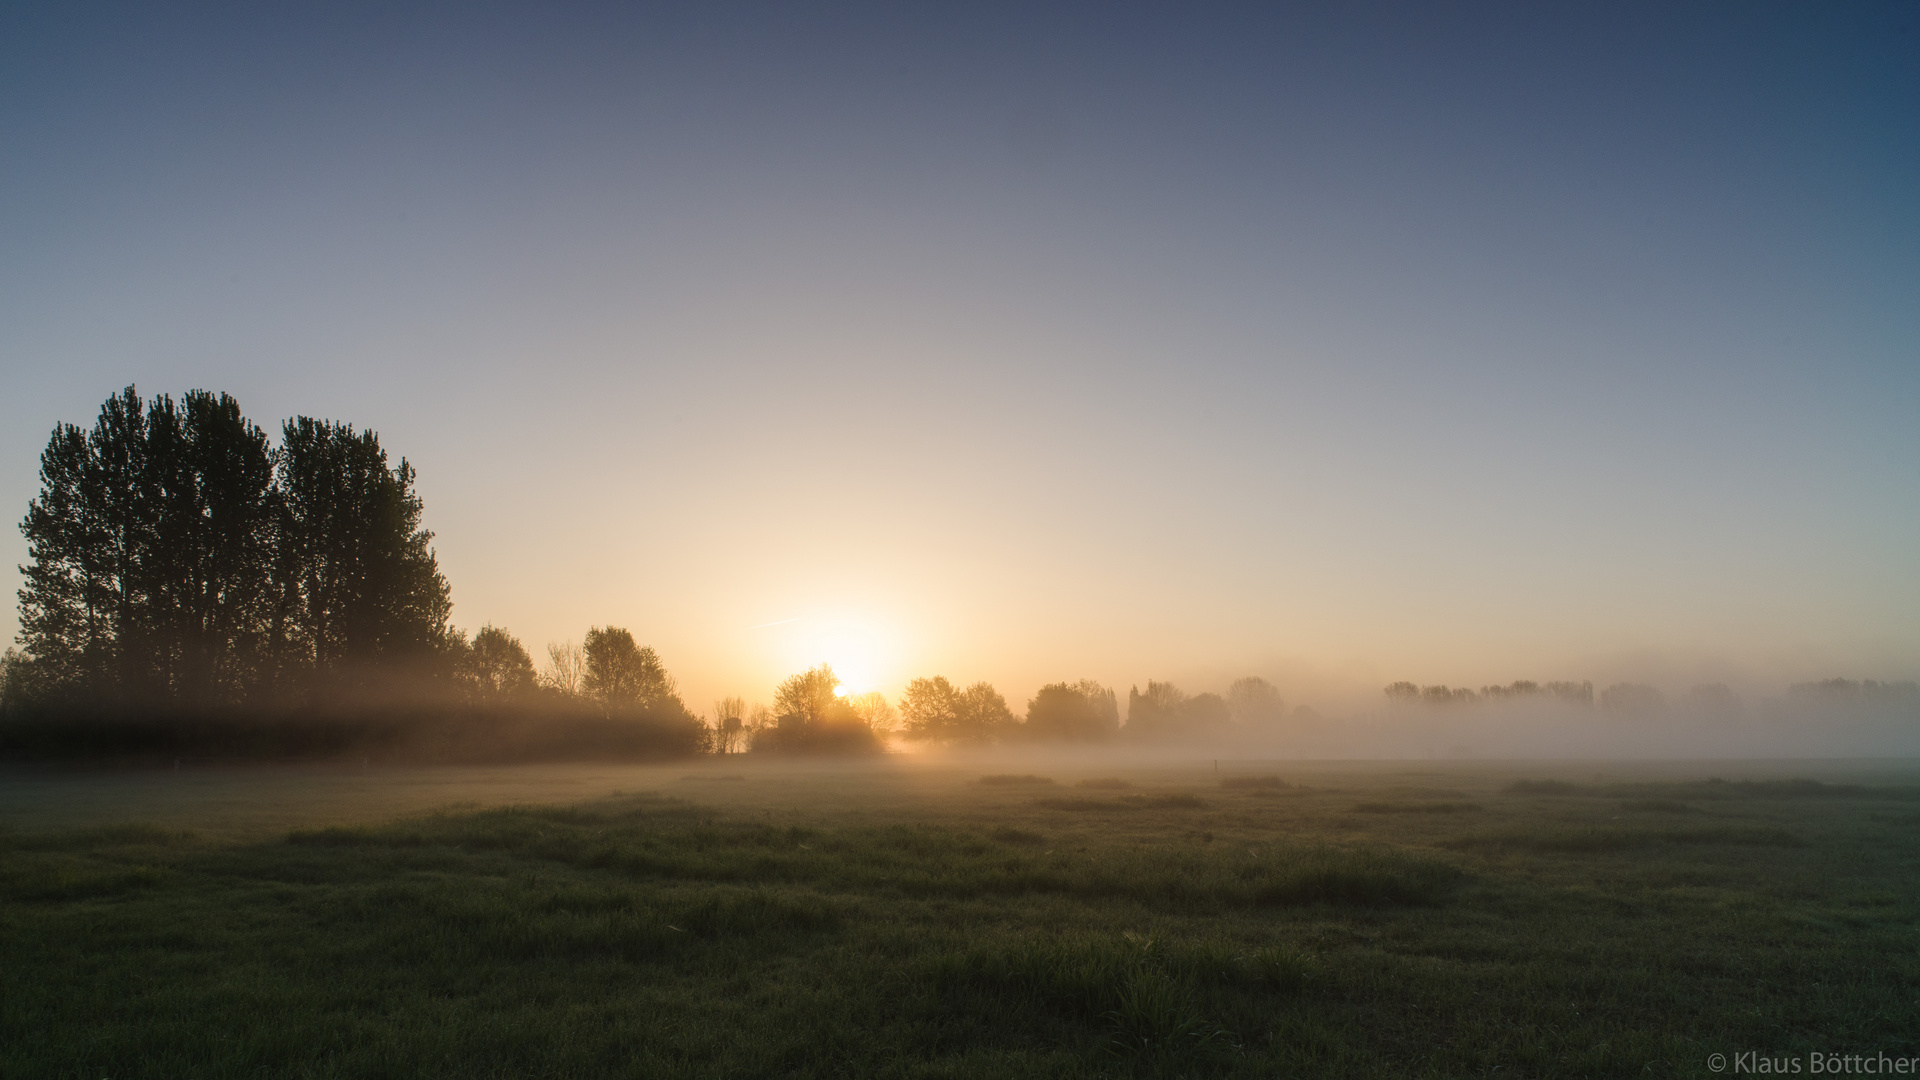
[{"left": 837, "top": 676, "right": 1920, "bottom": 763}]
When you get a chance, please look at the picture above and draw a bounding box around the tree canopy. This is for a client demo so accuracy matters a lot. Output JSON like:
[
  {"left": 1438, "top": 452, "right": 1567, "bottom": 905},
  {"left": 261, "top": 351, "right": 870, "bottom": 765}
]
[
  {"left": 899, "top": 676, "right": 1013, "bottom": 744},
  {"left": 12, "top": 387, "right": 458, "bottom": 710},
  {"left": 1023, "top": 680, "right": 1118, "bottom": 741},
  {"left": 754, "top": 665, "right": 880, "bottom": 754},
  {"left": 581, "top": 627, "right": 681, "bottom": 715}
]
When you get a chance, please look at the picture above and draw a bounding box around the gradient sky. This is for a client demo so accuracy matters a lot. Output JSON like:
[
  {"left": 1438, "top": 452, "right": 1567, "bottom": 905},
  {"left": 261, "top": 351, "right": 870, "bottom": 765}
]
[{"left": 3, "top": 2, "right": 1916, "bottom": 714}]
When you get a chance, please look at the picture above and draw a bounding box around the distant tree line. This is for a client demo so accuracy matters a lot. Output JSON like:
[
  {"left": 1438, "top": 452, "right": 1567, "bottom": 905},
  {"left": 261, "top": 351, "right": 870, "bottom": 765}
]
[
  {"left": 1787, "top": 678, "right": 1919, "bottom": 704},
  {"left": 723, "top": 669, "right": 1302, "bottom": 754},
  {"left": 1383, "top": 677, "right": 1919, "bottom": 718},
  {"left": 1384, "top": 680, "right": 1595, "bottom": 707}
]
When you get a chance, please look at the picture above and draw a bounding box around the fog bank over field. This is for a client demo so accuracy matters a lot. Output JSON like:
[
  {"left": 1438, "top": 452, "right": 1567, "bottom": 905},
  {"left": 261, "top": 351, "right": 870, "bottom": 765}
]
[{"left": 874, "top": 676, "right": 1920, "bottom": 763}]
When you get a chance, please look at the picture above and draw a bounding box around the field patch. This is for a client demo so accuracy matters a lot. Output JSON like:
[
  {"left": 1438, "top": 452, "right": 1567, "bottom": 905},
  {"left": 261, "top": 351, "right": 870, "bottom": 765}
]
[
  {"left": 2, "top": 767, "right": 1914, "bottom": 1078},
  {"left": 1350, "top": 801, "right": 1482, "bottom": 814},
  {"left": 1444, "top": 825, "right": 1804, "bottom": 853}
]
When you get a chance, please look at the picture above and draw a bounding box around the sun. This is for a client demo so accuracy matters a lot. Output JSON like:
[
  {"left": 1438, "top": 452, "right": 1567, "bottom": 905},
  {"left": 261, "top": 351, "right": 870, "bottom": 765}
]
[{"left": 805, "top": 618, "right": 889, "bottom": 696}]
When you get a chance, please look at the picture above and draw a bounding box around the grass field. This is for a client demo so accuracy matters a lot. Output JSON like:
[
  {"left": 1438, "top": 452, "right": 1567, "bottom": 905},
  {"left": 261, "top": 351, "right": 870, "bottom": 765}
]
[{"left": 3, "top": 757, "right": 1917, "bottom": 1078}]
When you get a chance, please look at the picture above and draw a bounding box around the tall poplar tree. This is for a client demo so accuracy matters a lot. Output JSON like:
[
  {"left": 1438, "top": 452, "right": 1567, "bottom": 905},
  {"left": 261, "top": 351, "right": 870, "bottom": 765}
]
[
  {"left": 14, "top": 389, "right": 455, "bottom": 709},
  {"left": 275, "top": 417, "right": 452, "bottom": 698}
]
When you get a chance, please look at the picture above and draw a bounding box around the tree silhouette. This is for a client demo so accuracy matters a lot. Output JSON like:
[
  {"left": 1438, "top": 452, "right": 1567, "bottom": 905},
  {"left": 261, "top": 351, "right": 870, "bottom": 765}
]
[
  {"left": 144, "top": 391, "right": 279, "bottom": 705},
  {"left": 543, "top": 640, "right": 584, "bottom": 697},
  {"left": 713, "top": 695, "right": 747, "bottom": 754},
  {"left": 1023, "top": 680, "right": 1118, "bottom": 740},
  {"left": 581, "top": 627, "right": 678, "bottom": 714},
  {"left": 1227, "top": 676, "right": 1286, "bottom": 725},
  {"left": 1384, "top": 682, "right": 1421, "bottom": 702},
  {"left": 955, "top": 682, "right": 1014, "bottom": 742},
  {"left": 773, "top": 664, "right": 841, "bottom": 728},
  {"left": 899, "top": 675, "right": 958, "bottom": 741},
  {"left": 275, "top": 417, "right": 451, "bottom": 696},
  {"left": 756, "top": 665, "right": 879, "bottom": 753},
  {"left": 1125, "top": 680, "right": 1187, "bottom": 737},
  {"left": 842, "top": 691, "right": 897, "bottom": 737},
  {"left": 16, "top": 387, "right": 279, "bottom": 706},
  {"left": 16, "top": 388, "right": 149, "bottom": 702},
  {"left": 900, "top": 676, "right": 1010, "bottom": 743},
  {"left": 1598, "top": 682, "right": 1665, "bottom": 717},
  {"left": 1123, "top": 681, "right": 1230, "bottom": 739},
  {"left": 466, "top": 625, "right": 537, "bottom": 701}
]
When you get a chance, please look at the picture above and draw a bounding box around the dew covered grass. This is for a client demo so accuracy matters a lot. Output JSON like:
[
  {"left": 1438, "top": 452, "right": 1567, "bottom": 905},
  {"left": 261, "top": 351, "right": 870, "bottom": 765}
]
[{"left": 2, "top": 759, "right": 1917, "bottom": 1077}]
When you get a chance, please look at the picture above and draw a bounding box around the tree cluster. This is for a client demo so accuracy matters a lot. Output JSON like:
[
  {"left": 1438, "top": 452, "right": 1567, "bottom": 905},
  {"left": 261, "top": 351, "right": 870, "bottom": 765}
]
[
  {"left": 7, "top": 388, "right": 450, "bottom": 711},
  {"left": 1788, "top": 678, "right": 1920, "bottom": 704},
  {"left": 747, "top": 664, "right": 886, "bottom": 754},
  {"left": 1125, "top": 680, "right": 1230, "bottom": 739},
  {"left": 729, "top": 669, "right": 1299, "bottom": 752},
  {"left": 1384, "top": 680, "right": 1594, "bottom": 707}
]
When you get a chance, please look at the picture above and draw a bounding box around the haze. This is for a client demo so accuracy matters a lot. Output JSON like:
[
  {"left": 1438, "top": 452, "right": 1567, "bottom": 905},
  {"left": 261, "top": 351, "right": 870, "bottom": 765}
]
[{"left": 3, "top": 3, "right": 1916, "bottom": 718}]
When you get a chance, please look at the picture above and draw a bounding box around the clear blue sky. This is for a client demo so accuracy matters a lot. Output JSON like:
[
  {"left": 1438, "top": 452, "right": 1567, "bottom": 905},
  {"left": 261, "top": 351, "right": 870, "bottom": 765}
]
[{"left": 3, "top": 2, "right": 1915, "bottom": 710}]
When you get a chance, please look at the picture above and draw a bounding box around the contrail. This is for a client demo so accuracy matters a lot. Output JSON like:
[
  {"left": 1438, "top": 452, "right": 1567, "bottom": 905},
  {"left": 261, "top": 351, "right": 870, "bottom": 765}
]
[{"left": 746, "top": 617, "right": 801, "bottom": 630}]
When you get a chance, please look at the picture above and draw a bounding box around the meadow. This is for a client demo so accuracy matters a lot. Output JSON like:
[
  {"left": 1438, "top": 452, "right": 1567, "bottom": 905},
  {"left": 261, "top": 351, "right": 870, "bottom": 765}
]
[{"left": 2, "top": 757, "right": 1916, "bottom": 1078}]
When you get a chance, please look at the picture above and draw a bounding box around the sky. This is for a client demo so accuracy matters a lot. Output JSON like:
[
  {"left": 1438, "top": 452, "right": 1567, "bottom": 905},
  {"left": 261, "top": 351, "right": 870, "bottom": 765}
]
[{"left": 2, "top": 2, "right": 1916, "bottom": 715}]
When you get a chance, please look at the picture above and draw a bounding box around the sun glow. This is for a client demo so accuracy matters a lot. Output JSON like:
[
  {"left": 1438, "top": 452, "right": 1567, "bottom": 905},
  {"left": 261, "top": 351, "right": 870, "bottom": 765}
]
[{"left": 803, "top": 618, "right": 891, "bottom": 696}]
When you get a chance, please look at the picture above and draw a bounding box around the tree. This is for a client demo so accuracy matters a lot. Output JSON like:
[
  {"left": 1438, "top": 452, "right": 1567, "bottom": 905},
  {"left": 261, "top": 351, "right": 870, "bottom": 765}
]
[
  {"left": 0, "top": 648, "right": 30, "bottom": 713},
  {"left": 580, "top": 627, "right": 679, "bottom": 713},
  {"left": 955, "top": 682, "right": 1015, "bottom": 742},
  {"left": 16, "top": 387, "right": 277, "bottom": 706},
  {"left": 142, "top": 391, "right": 279, "bottom": 705},
  {"left": 1421, "top": 685, "right": 1477, "bottom": 706},
  {"left": 276, "top": 417, "right": 451, "bottom": 696},
  {"left": 467, "top": 625, "right": 537, "bottom": 701},
  {"left": 1598, "top": 682, "right": 1665, "bottom": 718},
  {"left": 773, "top": 665, "right": 843, "bottom": 726},
  {"left": 1185, "top": 692, "right": 1230, "bottom": 728},
  {"left": 1023, "top": 680, "right": 1118, "bottom": 740},
  {"left": 1126, "top": 681, "right": 1229, "bottom": 739},
  {"left": 544, "top": 640, "right": 584, "bottom": 696},
  {"left": 16, "top": 391, "right": 145, "bottom": 702},
  {"left": 1544, "top": 681, "right": 1594, "bottom": 704},
  {"left": 1479, "top": 680, "right": 1541, "bottom": 700},
  {"left": 842, "top": 691, "right": 897, "bottom": 737},
  {"left": 1125, "top": 681, "right": 1188, "bottom": 737},
  {"left": 899, "top": 675, "right": 958, "bottom": 741},
  {"left": 16, "top": 389, "right": 459, "bottom": 710},
  {"left": 1227, "top": 676, "right": 1286, "bottom": 726},
  {"left": 713, "top": 695, "right": 747, "bottom": 754},
  {"left": 758, "top": 665, "right": 879, "bottom": 753},
  {"left": 900, "top": 676, "right": 1010, "bottom": 743}
]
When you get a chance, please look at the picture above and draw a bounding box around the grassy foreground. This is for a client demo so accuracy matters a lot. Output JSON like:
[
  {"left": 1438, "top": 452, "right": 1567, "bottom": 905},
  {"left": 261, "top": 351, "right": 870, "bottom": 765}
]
[{"left": 2, "top": 762, "right": 1917, "bottom": 1078}]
